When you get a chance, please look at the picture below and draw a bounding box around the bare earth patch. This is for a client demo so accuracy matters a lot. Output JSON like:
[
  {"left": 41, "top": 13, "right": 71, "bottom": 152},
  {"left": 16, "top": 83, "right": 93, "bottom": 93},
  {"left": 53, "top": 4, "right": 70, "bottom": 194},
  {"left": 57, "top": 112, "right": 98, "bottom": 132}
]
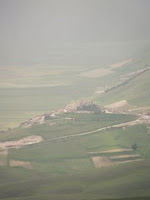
[
  {"left": 110, "top": 59, "right": 132, "bottom": 69},
  {"left": 0, "top": 135, "right": 43, "bottom": 150},
  {"left": 80, "top": 59, "right": 132, "bottom": 78},
  {"left": 105, "top": 100, "right": 133, "bottom": 113},
  {"left": 91, "top": 155, "right": 143, "bottom": 168},
  {"left": 80, "top": 68, "right": 112, "bottom": 78},
  {"left": 89, "top": 148, "right": 133, "bottom": 154},
  {"left": 92, "top": 156, "right": 113, "bottom": 168},
  {"left": 9, "top": 160, "right": 32, "bottom": 169},
  {"left": 90, "top": 147, "right": 143, "bottom": 168},
  {"left": 115, "top": 159, "right": 143, "bottom": 165},
  {"left": 110, "top": 154, "right": 140, "bottom": 159}
]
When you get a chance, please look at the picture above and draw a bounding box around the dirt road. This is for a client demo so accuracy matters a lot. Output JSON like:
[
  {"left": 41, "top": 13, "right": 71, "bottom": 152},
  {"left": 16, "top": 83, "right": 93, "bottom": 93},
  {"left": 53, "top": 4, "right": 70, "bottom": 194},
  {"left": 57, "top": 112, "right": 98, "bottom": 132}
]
[{"left": 43, "top": 116, "right": 149, "bottom": 143}]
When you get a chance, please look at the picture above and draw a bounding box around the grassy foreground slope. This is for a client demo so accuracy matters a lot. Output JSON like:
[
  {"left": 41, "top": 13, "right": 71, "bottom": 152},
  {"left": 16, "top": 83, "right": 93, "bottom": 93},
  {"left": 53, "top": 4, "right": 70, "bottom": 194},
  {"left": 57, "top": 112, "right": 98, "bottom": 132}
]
[
  {"left": 0, "top": 158, "right": 149, "bottom": 200},
  {"left": 0, "top": 111, "right": 149, "bottom": 199}
]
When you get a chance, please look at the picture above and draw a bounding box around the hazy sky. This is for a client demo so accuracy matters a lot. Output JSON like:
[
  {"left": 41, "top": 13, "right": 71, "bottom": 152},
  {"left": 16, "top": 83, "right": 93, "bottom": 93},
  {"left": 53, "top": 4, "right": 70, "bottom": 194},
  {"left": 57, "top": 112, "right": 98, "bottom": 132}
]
[{"left": 0, "top": 0, "right": 150, "bottom": 65}]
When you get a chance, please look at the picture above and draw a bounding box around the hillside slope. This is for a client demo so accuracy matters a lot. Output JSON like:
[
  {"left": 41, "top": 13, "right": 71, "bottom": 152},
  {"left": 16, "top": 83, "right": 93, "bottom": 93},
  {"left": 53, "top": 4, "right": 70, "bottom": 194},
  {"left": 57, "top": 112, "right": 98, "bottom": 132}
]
[{"left": 95, "top": 68, "right": 150, "bottom": 108}]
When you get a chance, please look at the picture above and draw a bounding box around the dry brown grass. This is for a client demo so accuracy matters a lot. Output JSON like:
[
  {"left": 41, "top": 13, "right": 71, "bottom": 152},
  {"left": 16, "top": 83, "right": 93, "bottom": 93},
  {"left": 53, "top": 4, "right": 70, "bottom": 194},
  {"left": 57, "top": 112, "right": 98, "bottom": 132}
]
[
  {"left": 0, "top": 135, "right": 43, "bottom": 150},
  {"left": 105, "top": 100, "right": 133, "bottom": 113},
  {"left": 80, "top": 59, "right": 132, "bottom": 78},
  {"left": 80, "top": 68, "right": 112, "bottom": 78},
  {"left": 89, "top": 148, "right": 133, "bottom": 154},
  {"left": 110, "top": 154, "right": 140, "bottom": 159},
  {"left": 9, "top": 160, "right": 32, "bottom": 169},
  {"left": 92, "top": 156, "right": 113, "bottom": 168},
  {"left": 110, "top": 59, "right": 132, "bottom": 69},
  {"left": 115, "top": 159, "right": 143, "bottom": 165}
]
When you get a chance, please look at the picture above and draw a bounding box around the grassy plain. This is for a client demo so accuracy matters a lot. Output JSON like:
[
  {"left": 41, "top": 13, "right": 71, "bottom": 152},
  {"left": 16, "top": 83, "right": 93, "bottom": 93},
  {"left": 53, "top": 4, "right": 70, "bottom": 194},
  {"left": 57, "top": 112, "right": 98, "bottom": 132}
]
[
  {"left": 1, "top": 42, "right": 147, "bottom": 130},
  {"left": 0, "top": 42, "right": 150, "bottom": 199},
  {"left": 0, "top": 117, "right": 149, "bottom": 199}
]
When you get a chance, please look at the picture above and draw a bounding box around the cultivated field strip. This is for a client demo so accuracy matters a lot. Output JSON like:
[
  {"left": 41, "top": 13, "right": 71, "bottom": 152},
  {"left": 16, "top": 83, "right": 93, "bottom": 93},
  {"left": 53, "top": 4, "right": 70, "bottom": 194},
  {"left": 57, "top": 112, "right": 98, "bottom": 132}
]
[
  {"left": 91, "top": 148, "right": 143, "bottom": 168},
  {"left": 110, "top": 154, "right": 141, "bottom": 159},
  {"left": 88, "top": 148, "right": 133, "bottom": 154}
]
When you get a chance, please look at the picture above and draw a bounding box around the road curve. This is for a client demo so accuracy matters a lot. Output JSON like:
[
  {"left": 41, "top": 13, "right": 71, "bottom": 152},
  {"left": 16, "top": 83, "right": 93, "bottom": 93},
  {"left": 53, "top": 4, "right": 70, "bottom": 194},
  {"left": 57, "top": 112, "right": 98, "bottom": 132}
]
[{"left": 43, "top": 119, "right": 140, "bottom": 143}]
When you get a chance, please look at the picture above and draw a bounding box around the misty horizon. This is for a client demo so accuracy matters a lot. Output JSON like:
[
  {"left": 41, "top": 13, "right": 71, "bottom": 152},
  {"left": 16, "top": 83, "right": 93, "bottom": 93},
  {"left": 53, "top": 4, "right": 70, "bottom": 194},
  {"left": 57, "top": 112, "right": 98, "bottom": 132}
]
[{"left": 0, "top": 0, "right": 150, "bottom": 65}]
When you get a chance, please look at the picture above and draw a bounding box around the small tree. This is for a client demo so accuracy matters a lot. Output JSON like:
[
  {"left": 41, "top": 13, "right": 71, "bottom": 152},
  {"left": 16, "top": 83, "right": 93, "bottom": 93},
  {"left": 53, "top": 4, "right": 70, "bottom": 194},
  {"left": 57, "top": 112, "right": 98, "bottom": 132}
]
[{"left": 132, "top": 143, "right": 137, "bottom": 150}]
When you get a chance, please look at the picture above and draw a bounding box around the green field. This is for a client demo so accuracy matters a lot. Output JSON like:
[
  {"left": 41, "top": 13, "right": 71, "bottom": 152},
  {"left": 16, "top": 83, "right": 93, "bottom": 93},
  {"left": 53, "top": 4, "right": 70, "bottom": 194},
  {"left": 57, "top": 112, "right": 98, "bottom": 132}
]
[
  {"left": 0, "top": 115, "right": 150, "bottom": 199},
  {"left": 0, "top": 43, "right": 150, "bottom": 199},
  {"left": 0, "top": 160, "right": 150, "bottom": 200},
  {"left": 1, "top": 42, "right": 149, "bottom": 130},
  {"left": 0, "top": 84, "right": 94, "bottom": 130}
]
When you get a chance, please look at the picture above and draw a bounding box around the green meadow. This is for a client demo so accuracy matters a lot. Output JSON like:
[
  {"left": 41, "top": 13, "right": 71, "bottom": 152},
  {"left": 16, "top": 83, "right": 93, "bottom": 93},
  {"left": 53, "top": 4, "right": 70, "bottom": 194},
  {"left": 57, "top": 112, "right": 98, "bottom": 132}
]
[
  {"left": 0, "top": 117, "right": 150, "bottom": 199},
  {"left": 0, "top": 45, "right": 150, "bottom": 199}
]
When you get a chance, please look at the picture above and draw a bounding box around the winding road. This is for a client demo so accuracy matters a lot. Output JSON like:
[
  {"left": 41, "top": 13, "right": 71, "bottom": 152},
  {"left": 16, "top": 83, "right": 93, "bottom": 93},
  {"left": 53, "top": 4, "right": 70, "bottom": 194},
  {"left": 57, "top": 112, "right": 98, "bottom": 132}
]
[{"left": 43, "top": 119, "right": 141, "bottom": 143}]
